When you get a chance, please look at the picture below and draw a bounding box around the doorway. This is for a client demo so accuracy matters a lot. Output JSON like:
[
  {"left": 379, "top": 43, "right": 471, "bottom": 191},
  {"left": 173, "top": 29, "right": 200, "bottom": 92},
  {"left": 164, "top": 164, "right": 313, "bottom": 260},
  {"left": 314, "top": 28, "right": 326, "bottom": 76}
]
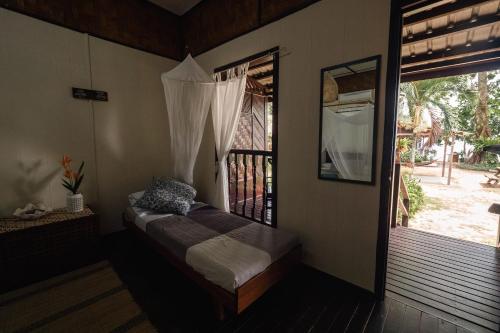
[
  {"left": 377, "top": 1, "right": 500, "bottom": 332},
  {"left": 214, "top": 47, "right": 279, "bottom": 227}
]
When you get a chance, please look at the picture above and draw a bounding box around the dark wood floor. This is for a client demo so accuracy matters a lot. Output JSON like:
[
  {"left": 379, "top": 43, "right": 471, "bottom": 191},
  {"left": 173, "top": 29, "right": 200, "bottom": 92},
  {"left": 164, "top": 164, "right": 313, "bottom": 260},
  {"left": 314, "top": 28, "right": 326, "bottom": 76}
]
[
  {"left": 387, "top": 227, "right": 500, "bottom": 333},
  {"left": 100, "top": 230, "right": 471, "bottom": 332}
]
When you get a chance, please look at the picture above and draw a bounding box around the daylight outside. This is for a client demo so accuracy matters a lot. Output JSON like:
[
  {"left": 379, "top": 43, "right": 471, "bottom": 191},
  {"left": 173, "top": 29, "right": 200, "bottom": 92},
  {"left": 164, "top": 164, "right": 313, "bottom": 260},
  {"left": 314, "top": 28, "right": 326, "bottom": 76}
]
[{"left": 396, "top": 70, "right": 500, "bottom": 246}]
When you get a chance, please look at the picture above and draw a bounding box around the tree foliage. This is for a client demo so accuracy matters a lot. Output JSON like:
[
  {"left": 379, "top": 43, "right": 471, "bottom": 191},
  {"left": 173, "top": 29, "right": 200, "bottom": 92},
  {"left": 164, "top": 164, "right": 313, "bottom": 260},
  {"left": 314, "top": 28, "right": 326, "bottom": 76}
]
[
  {"left": 447, "top": 71, "right": 500, "bottom": 138},
  {"left": 399, "top": 70, "right": 500, "bottom": 164}
]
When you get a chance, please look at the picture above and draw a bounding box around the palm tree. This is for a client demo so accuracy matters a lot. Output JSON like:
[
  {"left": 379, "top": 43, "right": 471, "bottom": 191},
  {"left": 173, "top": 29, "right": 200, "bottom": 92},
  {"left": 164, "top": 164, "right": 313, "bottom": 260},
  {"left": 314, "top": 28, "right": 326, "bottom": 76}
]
[
  {"left": 399, "top": 78, "right": 457, "bottom": 162},
  {"left": 475, "top": 71, "right": 491, "bottom": 139}
]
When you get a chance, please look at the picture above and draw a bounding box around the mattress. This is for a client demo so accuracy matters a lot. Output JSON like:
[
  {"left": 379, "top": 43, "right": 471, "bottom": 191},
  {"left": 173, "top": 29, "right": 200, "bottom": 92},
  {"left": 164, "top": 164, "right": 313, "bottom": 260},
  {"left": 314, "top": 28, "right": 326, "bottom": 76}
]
[{"left": 124, "top": 205, "right": 300, "bottom": 293}]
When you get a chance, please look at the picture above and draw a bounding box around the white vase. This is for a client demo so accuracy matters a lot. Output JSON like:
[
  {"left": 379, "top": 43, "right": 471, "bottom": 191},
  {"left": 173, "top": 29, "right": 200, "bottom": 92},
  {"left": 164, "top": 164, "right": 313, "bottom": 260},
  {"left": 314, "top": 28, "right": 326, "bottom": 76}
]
[{"left": 66, "top": 193, "right": 84, "bottom": 213}]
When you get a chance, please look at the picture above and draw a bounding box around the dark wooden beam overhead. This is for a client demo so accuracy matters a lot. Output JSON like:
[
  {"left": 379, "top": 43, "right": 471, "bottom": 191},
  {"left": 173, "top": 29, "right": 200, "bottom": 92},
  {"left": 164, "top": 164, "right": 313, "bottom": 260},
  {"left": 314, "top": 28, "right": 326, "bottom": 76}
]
[
  {"left": 2, "top": 0, "right": 327, "bottom": 60},
  {"left": 249, "top": 60, "right": 274, "bottom": 71},
  {"left": 182, "top": 0, "right": 260, "bottom": 57},
  {"left": 402, "top": 56, "right": 500, "bottom": 81},
  {"left": 259, "top": 0, "right": 321, "bottom": 25},
  {"left": 251, "top": 70, "right": 274, "bottom": 80},
  {"left": 403, "top": 13, "right": 499, "bottom": 45},
  {"left": 402, "top": 39, "right": 500, "bottom": 66},
  {"left": 402, "top": 50, "right": 500, "bottom": 74},
  {"left": 1, "top": 0, "right": 183, "bottom": 60},
  {"left": 182, "top": 0, "right": 321, "bottom": 56},
  {"left": 403, "top": 0, "right": 491, "bottom": 25},
  {"left": 401, "top": 0, "right": 448, "bottom": 13}
]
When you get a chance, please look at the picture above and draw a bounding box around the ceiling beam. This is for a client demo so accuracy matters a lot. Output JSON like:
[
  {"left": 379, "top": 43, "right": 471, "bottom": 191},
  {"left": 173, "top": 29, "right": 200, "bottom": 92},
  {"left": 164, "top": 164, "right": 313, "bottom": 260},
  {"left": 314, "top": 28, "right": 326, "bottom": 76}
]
[
  {"left": 402, "top": 0, "right": 453, "bottom": 14},
  {"left": 403, "top": 13, "right": 499, "bottom": 45},
  {"left": 402, "top": 39, "right": 500, "bottom": 66},
  {"left": 249, "top": 60, "right": 274, "bottom": 71},
  {"left": 402, "top": 50, "right": 500, "bottom": 73},
  {"left": 401, "top": 58, "right": 500, "bottom": 82},
  {"left": 403, "top": 0, "right": 492, "bottom": 26},
  {"left": 250, "top": 70, "right": 274, "bottom": 80}
]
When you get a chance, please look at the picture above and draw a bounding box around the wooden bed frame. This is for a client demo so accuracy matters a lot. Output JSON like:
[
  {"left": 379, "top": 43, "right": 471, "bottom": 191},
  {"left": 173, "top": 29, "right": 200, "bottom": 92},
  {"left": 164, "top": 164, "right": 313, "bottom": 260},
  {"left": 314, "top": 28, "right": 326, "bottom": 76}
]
[{"left": 123, "top": 217, "right": 301, "bottom": 320}]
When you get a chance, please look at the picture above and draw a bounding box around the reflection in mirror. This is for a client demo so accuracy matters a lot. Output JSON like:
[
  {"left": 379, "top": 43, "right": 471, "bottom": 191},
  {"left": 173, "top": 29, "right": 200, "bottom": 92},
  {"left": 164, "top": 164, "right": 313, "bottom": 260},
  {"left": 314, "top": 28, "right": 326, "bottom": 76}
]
[{"left": 319, "top": 56, "right": 380, "bottom": 184}]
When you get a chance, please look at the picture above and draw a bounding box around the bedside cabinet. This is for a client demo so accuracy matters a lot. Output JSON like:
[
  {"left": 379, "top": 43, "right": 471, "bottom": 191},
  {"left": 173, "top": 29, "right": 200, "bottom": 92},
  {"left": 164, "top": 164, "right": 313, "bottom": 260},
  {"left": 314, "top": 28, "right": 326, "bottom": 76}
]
[{"left": 0, "top": 207, "right": 100, "bottom": 292}]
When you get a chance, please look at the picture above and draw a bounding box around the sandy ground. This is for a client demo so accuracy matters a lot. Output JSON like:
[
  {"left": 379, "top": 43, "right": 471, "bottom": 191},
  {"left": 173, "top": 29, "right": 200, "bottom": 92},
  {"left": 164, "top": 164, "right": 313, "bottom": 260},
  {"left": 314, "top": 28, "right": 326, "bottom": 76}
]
[{"left": 405, "top": 163, "right": 500, "bottom": 246}]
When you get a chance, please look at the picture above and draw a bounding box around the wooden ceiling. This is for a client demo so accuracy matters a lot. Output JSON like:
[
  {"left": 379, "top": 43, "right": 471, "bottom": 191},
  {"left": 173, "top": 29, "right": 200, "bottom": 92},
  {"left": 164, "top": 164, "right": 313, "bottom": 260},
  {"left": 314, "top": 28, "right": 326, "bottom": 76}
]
[
  {"left": 401, "top": 0, "right": 500, "bottom": 81},
  {"left": 247, "top": 55, "right": 274, "bottom": 97},
  {"left": 148, "top": 0, "right": 202, "bottom": 15}
]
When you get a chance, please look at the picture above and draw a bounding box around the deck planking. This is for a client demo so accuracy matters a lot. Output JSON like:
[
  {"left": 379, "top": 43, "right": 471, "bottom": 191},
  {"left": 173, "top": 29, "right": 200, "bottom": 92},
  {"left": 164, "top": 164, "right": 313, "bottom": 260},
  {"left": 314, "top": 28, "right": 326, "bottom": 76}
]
[{"left": 387, "top": 227, "right": 500, "bottom": 333}]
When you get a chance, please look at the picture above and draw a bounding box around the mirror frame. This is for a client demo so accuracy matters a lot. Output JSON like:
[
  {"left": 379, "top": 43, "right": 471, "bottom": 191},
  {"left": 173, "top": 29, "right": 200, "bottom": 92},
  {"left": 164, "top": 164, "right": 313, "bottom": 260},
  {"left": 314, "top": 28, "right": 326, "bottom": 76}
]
[{"left": 317, "top": 55, "right": 381, "bottom": 185}]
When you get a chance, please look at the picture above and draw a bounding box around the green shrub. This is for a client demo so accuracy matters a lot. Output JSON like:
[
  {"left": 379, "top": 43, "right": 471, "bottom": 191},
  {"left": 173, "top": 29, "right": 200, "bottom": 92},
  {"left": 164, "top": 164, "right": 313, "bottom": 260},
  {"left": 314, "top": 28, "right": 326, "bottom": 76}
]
[
  {"left": 471, "top": 136, "right": 500, "bottom": 152},
  {"left": 470, "top": 136, "right": 500, "bottom": 164},
  {"left": 457, "top": 161, "right": 500, "bottom": 171},
  {"left": 400, "top": 150, "right": 411, "bottom": 163},
  {"left": 402, "top": 175, "right": 425, "bottom": 217}
]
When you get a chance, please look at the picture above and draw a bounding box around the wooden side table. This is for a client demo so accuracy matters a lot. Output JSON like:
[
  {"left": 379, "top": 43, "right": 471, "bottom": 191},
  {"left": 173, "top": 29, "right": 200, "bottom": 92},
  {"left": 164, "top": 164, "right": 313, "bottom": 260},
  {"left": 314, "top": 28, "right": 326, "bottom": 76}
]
[{"left": 0, "top": 207, "right": 100, "bottom": 292}]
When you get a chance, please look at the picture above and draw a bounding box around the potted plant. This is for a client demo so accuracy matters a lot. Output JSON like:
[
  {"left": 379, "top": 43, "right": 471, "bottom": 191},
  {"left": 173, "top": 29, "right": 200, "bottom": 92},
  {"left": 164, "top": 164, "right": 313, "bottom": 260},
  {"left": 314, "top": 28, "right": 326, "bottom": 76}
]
[
  {"left": 396, "top": 137, "right": 411, "bottom": 163},
  {"left": 61, "top": 155, "right": 85, "bottom": 212}
]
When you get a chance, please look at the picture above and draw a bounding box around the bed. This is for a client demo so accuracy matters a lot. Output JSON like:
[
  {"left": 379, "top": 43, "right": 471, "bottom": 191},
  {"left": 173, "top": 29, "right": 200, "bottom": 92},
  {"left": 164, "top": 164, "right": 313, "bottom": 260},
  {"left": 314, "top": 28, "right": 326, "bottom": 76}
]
[{"left": 123, "top": 202, "right": 301, "bottom": 319}]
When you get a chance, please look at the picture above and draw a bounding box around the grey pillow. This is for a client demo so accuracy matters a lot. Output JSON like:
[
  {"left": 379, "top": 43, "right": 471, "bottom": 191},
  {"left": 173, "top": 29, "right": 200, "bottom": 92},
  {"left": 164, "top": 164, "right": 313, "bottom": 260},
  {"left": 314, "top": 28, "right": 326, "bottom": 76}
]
[
  {"left": 155, "top": 193, "right": 191, "bottom": 215},
  {"left": 158, "top": 179, "right": 196, "bottom": 202},
  {"left": 134, "top": 178, "right": 194, "bottom": 216}
]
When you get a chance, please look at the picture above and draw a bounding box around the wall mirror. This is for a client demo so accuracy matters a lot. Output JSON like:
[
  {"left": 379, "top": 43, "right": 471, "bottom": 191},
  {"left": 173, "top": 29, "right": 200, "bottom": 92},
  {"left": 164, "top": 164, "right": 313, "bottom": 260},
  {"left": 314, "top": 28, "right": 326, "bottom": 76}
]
[{"left": 318, "top": 55, "right": 380, "bottom": 184}]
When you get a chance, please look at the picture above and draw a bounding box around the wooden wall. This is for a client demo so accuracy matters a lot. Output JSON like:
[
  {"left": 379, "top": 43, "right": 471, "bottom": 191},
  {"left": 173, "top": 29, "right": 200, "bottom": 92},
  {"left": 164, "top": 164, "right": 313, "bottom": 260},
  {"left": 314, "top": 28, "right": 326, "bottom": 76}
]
[
  {"left": 1, "top": 0, "right": 323, "bottom": 59},
  {"left": 182, "top": 0, "right": 321, "bottom": 56},
  {"left": 0, "top": 0, "right": 183, "bottom": 60}
]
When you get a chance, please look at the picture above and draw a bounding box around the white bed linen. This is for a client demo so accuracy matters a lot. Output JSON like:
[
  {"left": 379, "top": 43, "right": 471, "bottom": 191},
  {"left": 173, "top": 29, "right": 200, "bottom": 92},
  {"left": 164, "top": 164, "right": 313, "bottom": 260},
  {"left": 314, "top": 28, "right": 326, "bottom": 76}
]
[
  {"left": 127, "top": 191, "right": 172, "bottom": 231},
  {"left": 186, "top": 234, "right": 272, "bottom": 292},
  {"left": 130, "top": 206, "right": 173, "bottom": 232},
  {"left": 126, "top": 193, "right": 283, "bottom": 293}
]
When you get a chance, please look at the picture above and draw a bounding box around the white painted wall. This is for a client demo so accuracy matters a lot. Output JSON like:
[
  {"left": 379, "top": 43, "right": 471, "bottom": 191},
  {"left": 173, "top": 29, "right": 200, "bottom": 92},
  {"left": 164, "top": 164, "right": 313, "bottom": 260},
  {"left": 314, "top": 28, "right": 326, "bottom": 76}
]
[
  {"left": 89, "top": 37, "right": 177, "bottom": 233},
  {"left": 194, "top": 0, "right": 391, "bottom": 291},
  {"left": 0, "top": 9, "right": 97, "bottom": 216},
  {"left": 0, "top": 9, "right": 178, "bottom": 233}
]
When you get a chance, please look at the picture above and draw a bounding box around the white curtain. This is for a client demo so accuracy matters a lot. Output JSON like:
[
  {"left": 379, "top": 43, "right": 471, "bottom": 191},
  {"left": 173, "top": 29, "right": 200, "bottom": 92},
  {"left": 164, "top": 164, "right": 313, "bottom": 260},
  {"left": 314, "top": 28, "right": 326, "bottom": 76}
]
[
  {"left": 211, "top": 63, "right": 249, "bottom": 211},
  {"left": 322, "top": 105, "right": 374, "bottom": 181},
  {"left": 161, "top": 55, "right": 215, "bottom": 185}
]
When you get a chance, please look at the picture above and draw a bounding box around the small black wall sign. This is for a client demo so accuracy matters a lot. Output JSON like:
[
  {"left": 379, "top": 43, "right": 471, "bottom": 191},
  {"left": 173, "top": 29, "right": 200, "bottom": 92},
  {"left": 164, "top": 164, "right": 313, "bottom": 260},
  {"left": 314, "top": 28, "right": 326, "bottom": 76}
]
[{"left": 72, "top": 88, "right": 108, "bottom": 101}]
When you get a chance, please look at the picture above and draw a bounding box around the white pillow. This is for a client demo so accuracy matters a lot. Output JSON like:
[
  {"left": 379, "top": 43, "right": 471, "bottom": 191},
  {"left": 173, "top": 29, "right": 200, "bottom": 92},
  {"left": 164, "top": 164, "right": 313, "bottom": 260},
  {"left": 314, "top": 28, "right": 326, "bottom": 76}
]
[{"left": 128, "top": 191, "right": 145, "bottom": 206}]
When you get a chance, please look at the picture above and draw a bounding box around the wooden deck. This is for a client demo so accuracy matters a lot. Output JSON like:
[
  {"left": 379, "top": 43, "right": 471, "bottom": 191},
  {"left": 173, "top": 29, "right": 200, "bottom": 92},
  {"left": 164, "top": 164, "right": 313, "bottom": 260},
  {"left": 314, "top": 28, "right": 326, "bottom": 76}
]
[{"left": 387, "top": 227, "right": 500, "bottom": 333}]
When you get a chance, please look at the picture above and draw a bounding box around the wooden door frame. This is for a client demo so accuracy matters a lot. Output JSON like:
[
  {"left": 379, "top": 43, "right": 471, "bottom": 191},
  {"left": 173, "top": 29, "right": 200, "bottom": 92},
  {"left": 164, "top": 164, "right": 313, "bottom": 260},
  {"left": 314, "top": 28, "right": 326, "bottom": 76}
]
[
  {"left": 214, "top": 46, "right": 280, "bottom": 227},
  {"left": 374, "top": 0, "right": 403, "bottom": 300}
]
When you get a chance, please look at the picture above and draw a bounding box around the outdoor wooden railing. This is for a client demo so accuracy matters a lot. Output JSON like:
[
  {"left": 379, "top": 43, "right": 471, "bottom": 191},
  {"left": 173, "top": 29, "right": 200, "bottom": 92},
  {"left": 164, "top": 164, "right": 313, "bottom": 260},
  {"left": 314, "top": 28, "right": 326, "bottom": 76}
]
[
  {"left": 399, "top": 175, "right": 410, "bottom": 227},
  {"left": 227, "top": 149, "right": 272, "bottom": 225},
  {"left": 391, "top": 162, "right": 410, "bottom": 228}
]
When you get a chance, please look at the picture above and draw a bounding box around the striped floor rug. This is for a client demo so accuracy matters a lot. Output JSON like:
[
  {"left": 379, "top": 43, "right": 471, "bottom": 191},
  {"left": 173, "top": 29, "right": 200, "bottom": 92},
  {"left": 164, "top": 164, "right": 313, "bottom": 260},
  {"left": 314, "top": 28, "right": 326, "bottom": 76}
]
[{"left": 0, "top": 261, "right": 156, "bottom": 333}]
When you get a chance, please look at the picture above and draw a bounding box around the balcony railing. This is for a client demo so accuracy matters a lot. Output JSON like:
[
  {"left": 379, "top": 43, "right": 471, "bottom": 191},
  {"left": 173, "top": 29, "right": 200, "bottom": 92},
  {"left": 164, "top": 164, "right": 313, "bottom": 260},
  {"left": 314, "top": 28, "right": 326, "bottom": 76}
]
[
  {"left": 391, "top": 162, "right": 410, "bottom": 228},
  {"left": 227, "top": 149, "right": 272, "bottom": 225}
]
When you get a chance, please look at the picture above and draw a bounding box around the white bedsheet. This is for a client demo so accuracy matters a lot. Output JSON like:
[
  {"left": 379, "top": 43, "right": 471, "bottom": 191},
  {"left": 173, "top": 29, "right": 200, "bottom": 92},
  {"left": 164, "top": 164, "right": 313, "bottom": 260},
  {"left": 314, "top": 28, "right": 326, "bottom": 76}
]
[
  {"left": 130, "top": 206, "right": 173, "bottom": 232},
  {"left": 186, "top": 234, "right": 272, "bottom": 292},
  {"left": 127, "top": 190, "right": 173, "bottom": 231}
]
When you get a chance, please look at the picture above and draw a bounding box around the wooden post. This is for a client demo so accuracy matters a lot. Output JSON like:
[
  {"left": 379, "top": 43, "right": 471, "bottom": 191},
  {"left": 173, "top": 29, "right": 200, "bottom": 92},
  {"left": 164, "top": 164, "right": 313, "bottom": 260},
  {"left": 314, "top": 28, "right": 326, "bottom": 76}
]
[
  {"left": 497, "top": 216, "right": 500, "bottom": 248},
  {"left": 442, "top": 138, "right": 448, "bottom": 177},
  {"left": 462, "top": 138, "right": 466, "bottom": 163},
  {"left": 391, "top": 163, "right": 401, "bottom": 228},
  {"left": 400, "top": 176, "right": 410, "bottom": 227},
  {"left": 447, "top": 134, "right": 455, "bottom": 185}
]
